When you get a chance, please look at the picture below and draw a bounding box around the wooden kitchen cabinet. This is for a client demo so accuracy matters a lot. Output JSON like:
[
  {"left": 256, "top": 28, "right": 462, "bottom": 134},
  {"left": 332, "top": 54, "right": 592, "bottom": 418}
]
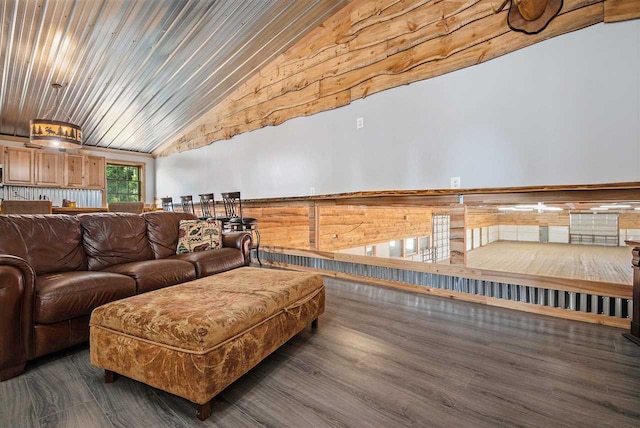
[
  {"left": 64, "top": 153, "right": 86, "bottom": 187},
  {"left": 86, "top": 155, "right": 105, "bottom": 189},
  {"left": 3, "top": 146, "right": 35, "bottom": 185},
  {"left": 1, "top": 145, "right": 105, "bottom": 190},
  {"left": 35, "top": 151, "right": 64, "bottom": 186}
]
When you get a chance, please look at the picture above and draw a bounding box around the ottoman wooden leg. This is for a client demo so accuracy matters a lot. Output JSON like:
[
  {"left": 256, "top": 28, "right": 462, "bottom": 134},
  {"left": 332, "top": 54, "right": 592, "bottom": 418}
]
[
  {"left": 105, "top": 370, "right": 118, "bottom": 383},
  {"left": 196, "top": 401, "right": 211, "bottom": 421},
  {"left": 311, "top": 318, "right": 319, "bottom": 329}
]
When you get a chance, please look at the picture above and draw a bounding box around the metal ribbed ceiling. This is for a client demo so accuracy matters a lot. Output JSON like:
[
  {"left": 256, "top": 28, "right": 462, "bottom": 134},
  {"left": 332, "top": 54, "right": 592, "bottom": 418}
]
[{"left": 0, "top": 0, "right": 348, "bottom": 153}]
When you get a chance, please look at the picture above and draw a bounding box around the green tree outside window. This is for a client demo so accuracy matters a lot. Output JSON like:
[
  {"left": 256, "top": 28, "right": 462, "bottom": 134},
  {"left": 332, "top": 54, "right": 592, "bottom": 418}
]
[{"left": 106, "top": 164, "right": 141, "bottom": 203}]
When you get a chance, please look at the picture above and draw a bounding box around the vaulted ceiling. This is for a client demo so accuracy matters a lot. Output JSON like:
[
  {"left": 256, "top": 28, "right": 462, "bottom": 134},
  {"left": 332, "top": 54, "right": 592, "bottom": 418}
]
[{"left": 0, "top": 0, "right": 349, "bottom": 153}]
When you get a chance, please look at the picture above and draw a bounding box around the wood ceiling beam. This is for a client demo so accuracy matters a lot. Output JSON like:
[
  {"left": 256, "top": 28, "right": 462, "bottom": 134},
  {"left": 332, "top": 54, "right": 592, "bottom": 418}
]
[
  {"left": 604, "top": 0, "right": 640, "bottom": 22},
  {"left": 155, "top": 0, "right": 623, "bottom": 157}
]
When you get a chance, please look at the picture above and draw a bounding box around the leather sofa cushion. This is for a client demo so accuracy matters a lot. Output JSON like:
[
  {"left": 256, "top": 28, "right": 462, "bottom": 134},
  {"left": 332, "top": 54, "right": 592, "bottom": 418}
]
[
  {"left": 172, "top": 248, "right": 245, "bottom": 278},
  {"left": 79, "top": 213, "right": 154, "bottom": 270},
  {"left": 0, "top": 215, "right": 86, "bottom": 275},
  {"left": 102, "top": 259, "right": 196, "bottom": 293},
  {"left": 35, "top": 271, "right": 136, "bottom": 324},
  {"left": 143, "top": 212, "right": 197, "bottom": 259}
]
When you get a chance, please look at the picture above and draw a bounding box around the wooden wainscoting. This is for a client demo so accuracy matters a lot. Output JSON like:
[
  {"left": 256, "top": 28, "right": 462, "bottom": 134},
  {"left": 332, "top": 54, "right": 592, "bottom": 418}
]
[
  {"left": 242, "top": 204, "right": 312, "bottom": 249},
  {"left": 317, "top": 204, "right": 434, "bottom": 252}
]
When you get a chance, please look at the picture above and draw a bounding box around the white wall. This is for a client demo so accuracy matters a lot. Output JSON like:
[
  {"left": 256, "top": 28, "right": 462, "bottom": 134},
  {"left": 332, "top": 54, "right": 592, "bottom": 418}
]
[
  {"left": 549, "top": 226, "right": 570, "bottom": 243},
  {"left": 156, "top": 21, "right": 640, "bottom": 200},
  {"left": 499, "top": 225, "right": 518, "bottom": 241},
  {"left": 473, "top": 228, "right": 481, "bottom": 249},
  {"left": 488, "top": 225, "right": 500, "bottom": 243},
  {"left": 0, "top": 138, "right": 155, "bottom": 204},
  {"left": 338, "top": 246, "right": 365, "bottom": 256},
  {"left": 622, "top": 229, "right": 640, "bottom": 243},
  {"left": 375, "top": 242, "right": 390, "bottom": 258},
  {"left": 498, "top": 224, "right": 540, "bottom": 242}
]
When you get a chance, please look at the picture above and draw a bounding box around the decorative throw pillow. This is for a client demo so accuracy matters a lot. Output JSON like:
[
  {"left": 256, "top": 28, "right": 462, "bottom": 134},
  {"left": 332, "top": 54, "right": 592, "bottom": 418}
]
[{"left": 176, "top": 219, "right": 222, "bottom": 254}]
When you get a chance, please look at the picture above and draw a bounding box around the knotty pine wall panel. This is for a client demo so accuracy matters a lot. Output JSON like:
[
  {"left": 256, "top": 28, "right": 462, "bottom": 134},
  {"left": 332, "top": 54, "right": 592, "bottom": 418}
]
[
  {"left": 497, "top": 211, "right": 570, "bottom": 226},
  {"left": 243, "top": 205, "right": 311, "bottom": 249},
  {"left": 620, "top": 212, "right": 640, "bottom": 229},
  {"left": 318, "top": 205, "right": 433, "bottom": 252},
  {"left": 469, "top": 210, "right": 639, "bottom": 229},
  {"left": 157, "top": 0, "right": 606, "bottom": 156},
  {"left": 467, "top": 212, "right": 499, "bottom": 228}
]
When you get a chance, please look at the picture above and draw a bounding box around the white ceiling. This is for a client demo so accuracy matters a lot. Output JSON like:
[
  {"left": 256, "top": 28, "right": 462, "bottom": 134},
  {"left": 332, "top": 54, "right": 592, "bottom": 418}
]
[{"left": 0, "top": 0, "right": 348, "bottom": 153}]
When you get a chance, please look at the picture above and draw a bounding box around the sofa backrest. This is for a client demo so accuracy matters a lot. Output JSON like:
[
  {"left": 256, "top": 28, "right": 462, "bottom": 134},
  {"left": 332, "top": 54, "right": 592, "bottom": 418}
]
[
  {"left": 78, "top": 213, "right": 154, "bottom": 270},
  {"left": 142, "top": 211, "right": 197, "bottom": 259},
  {"left": 0, "top": 214, "right": 87, "bottom": 275}
]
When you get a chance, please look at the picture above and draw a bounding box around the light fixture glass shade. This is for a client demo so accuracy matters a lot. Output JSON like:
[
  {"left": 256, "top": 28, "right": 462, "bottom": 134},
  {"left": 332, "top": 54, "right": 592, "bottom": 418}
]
[{"left": 29, "top": 119, "right": 82, "bottom": 149}]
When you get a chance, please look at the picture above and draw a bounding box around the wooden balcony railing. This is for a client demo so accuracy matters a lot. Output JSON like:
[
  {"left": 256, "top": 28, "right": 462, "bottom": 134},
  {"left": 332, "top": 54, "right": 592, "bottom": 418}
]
[{"left": 211, "top": 182, "right": 640, "bottom": 328}]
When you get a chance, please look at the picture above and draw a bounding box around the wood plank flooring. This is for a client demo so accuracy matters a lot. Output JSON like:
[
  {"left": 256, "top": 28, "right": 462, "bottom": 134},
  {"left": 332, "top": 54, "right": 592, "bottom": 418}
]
[
  {"left": 467, "top": 241, "right": 633, "bottom": 284},
  {"left": 1, "top": 277, "right": 639, "bottom": 427}
]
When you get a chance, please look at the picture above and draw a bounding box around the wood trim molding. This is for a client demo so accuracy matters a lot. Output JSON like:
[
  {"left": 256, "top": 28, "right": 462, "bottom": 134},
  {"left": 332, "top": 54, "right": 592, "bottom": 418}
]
[
  {"left": 156, "top": 0, "right": 607, "bottom": 157},
  {"left": 238, "top": 182, "right": 640, "bottom": 207}
]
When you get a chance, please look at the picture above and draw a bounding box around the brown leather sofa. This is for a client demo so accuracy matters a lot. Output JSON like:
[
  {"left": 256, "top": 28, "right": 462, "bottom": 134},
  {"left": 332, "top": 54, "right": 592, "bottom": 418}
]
[{"left": 0, "top": 211, "right": 252, "bottom": 381}]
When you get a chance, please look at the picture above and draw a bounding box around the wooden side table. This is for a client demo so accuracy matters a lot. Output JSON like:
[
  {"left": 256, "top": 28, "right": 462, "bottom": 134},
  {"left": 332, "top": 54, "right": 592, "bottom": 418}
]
[{"left": 624, "top": 240, "right": 640, "bottom": 346}]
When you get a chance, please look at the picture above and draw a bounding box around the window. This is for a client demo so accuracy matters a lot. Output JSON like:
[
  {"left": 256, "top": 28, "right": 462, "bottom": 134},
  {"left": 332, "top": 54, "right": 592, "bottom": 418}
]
[
  {"left": 106, "top": 163, "right": 142, "bottom": 203},
  {"left": 389, "top": 240, "right": 403, "bottom": 258},
  {"left": 419, "top": 236, "right": 430, "bottom": 250},
  {"left": 365, "top": 245, "right": 376, "bottom": 257},
  {"left": 404, "top": 238, "right": 417, "bottom": 256},
  {"left": 432, "top": 214, "right": 450, "bottom": 262}
]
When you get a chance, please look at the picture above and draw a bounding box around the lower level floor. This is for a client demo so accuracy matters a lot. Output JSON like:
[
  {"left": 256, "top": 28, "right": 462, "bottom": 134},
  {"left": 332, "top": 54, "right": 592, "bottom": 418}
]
[{"left": 467, "top": 240, "right": 632, "bottom": 284}]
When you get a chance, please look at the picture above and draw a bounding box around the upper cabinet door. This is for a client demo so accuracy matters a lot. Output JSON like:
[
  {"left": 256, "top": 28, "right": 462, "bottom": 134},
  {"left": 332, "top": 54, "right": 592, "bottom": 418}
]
[
  {"left": 3, "top": 146, "right": 35, "bottom": 185},
  {"left": 64, "top": 153, "right": 86, "bottom": 187},
  {"left": 35, "top": 151, "right": 65, "bottom": 186},
  {"left": 86, "top": 155, "right": 105, "bottom": 189}
]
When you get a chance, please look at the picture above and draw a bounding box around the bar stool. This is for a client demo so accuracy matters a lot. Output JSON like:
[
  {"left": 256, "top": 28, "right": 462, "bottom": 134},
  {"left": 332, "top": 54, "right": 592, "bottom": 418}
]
[
  {"left": 221, "top": 191, "right": 260, "bottom": 266},
  {"left": 198, "top": 193, "right": 216, "bottom": 219},
  {"left": 160, "top": 197, "right": 173, "bottom": 212},
  {"left": 180, "top": 195, "right": 195, "bottom": 215}
]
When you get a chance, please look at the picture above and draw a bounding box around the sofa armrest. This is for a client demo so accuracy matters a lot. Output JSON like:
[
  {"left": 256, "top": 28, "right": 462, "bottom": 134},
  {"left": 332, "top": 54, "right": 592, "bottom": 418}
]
[
  {"left": 0, "top": 255, "right": 36, "bottom": 380},
  {"left": 222, "top": 232, "right": 252, "bottom": 265}
]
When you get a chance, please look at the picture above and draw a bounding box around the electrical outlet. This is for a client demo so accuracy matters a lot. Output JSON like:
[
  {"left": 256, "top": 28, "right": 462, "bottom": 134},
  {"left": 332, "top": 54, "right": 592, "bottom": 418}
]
[
  {"left": 309, "top": 187, "right": 316, "bottom": 196},
  {"left": 450, "top": 176, "right": 461, "bottom": 189},
  {"left": 356, "top": 117, "right": 364, "bottom": 129}
]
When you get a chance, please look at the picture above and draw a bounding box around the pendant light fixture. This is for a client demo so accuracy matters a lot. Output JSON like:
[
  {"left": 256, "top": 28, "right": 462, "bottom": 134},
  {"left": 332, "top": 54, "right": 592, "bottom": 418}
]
[{"left": 29, "top": 83, "right": 82, "bottom": 149}]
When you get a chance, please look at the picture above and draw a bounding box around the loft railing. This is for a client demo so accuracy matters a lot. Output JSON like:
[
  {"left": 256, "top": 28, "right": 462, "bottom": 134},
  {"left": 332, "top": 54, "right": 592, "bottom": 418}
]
[
  {"left": 224, "top": 183, "right": 640, "bottom": 327},
  {"left": 258, "top": 246, "right": 632, "bottom": 328}
]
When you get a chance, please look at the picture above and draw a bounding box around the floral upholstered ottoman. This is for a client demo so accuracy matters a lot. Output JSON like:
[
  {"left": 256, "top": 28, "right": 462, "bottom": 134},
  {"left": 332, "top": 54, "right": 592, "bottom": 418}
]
[{"left": 89, "top": 267, "right": 324, "bottom": 420}]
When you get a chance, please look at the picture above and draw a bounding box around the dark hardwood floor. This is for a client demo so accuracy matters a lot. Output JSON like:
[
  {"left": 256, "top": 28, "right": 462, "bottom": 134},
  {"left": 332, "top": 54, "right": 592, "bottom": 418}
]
[{"left": 1, "top": 277, "right": 639, "bottom": 427}]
